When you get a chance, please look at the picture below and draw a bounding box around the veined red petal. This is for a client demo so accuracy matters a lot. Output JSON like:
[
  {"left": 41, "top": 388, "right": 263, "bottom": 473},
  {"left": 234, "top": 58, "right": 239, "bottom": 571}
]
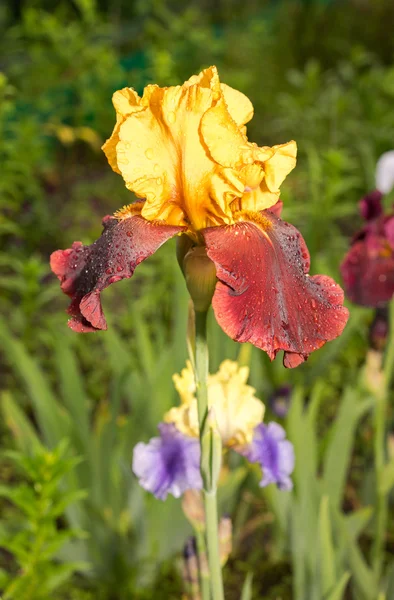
[
  {"left": 203, "top": 212, "right": 349, "bottom": 368},
  {"left": 50, "top": 215, "right": 185, "bottom": 332},
  {"left": 340, "top": 237, "right": 394, "bottom": 307}
]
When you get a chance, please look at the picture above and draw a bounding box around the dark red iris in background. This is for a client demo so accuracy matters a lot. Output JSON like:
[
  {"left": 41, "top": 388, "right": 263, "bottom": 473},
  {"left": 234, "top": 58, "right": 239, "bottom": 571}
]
[{"left": 341, "top": 191, "right": 394, "bottom": 307}]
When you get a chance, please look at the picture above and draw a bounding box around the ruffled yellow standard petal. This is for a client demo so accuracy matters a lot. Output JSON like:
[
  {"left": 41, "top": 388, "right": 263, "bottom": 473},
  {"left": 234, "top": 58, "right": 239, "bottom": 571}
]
[
  {"left": 165, "top": 360, "right": 264, "bottom": 447},
  {"left": 102, "top": 88, "right": 143, "bottom": 174},
  {"left": 103, "top": 66, "right": 297, "bottom": 233}
]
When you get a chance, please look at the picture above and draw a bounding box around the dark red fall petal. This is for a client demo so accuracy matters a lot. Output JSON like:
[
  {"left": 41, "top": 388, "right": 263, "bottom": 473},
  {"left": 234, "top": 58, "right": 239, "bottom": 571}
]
[
  {"left": 340, "top": 237, "right": 394, "bottom": 307},
  {"left": 359, "top": 190, "right": 383, "bottom": 221},
  {"left": 203, "top": 212, "right": 349, "bottom": 368},
  {"left": 50, "top": 216, "right": 185, "bottom": 331},
  {"left": 268, "top": 200, "right": 283, "bottom": 218}
]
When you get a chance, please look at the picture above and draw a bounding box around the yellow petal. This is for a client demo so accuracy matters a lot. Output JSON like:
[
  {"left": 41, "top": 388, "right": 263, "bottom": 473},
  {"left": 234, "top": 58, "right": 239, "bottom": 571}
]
[
  {"left": 102, "top": 67, "right": 297, "bottom": 231},
  {"left": 201, "top": 98, "right": 249, "bottom": 168},
  {"left": 102, "top": 88, "right": 143, "bottom": 174},
  {"left": 117, "top": 74, "right": 239, "bottom": 228},
  {"left": 165, "top": 360, "right": 265, "bottom": 447},
  {"left": 241, "top": 182, "right": 281, "bottom": 212},
  {"left": 221, "top": 83, "right": 254, "bottom": 126},
  {"left": 263, "top": 140, "right": 297, "bottom": 192},
  {"left": 113, "top": 87, "right": 141, "bottom": 116}
]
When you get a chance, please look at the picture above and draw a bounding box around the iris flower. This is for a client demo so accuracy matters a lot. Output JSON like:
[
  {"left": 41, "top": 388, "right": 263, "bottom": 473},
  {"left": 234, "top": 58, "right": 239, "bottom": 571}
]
[
  {"left": 341, "top": 151, "right": 394, "bottom": 307},
  {"left": 132, "top": 360, "right": 294, "bottom": 499},
  {"left": 51, "top": 66, "right": 348, "bottom": 367}
]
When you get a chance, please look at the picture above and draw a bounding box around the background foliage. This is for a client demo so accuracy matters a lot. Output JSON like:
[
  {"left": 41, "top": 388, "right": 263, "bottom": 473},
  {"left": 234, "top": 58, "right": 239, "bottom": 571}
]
[{"left": 1, "top": 0, "right": 394, "bottom": 598}]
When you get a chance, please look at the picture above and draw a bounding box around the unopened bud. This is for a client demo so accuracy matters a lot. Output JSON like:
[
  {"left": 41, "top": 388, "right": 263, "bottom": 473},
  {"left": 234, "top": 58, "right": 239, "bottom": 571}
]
[
  {"left": 200, "top": 407, "right": 222, "bottom": 492},
  {"left": 363, "top": 349, "right": 384, "bottom": 398},
  {"left": 182, "top": 246, "right": 217, "bottom": 312},
  {"left": 219, "top": 516, "right": 233, "bottom": 566},
  {"left": 182, "top": 537, "right": 200, "bottom": 598},
  {"left": 182, "top": 490, "right": 205, "bottom": 530}
]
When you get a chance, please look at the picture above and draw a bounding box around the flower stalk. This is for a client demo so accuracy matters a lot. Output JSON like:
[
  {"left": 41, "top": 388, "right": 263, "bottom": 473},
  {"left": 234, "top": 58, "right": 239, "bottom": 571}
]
[
  {"left": 194, "top": 309, "right": 225, "bottom": 600},
  {"left": 372, "top": 298, "right": 394, "bottom": 578}
]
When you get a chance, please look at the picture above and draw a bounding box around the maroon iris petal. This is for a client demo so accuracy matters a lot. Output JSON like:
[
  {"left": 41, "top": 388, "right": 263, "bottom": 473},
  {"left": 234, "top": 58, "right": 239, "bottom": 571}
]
[
  {"left": 268, "top": 200, "right": 283, "bottom": 218},
  {"left": 50, "top": 215, "right": 185, "bottom": 332},
  {"left": 340, "top": 235, "right": 394, "bottom": 307},
  {"left": 203, "top": 211, "right": 349, "bottom": 368},
  {"left": 359, "top": 190, "right": 383, "bottom": 221}
]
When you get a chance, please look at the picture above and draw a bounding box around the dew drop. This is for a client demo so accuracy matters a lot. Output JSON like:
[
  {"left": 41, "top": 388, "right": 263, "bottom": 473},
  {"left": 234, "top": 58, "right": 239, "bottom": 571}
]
[
  {"left": 311, "top": 299, "right": 317, "bottom": 309},
  {"left": 126, "top": 231, "right": 132, "bottom": 237},
  {"left": 156, "top": 177, "right": 162, "bottom": 185},
  {"left": 117, "top": 157, "right": 129, "bottom": 165},
  {"left": 116, "top": 265, "right": 123, "bottom": 272},
  {"left": 145, "top": 148, "right": 154, "bottom": 159},
  {"left": 106, "top": 267, "right": 113, "bottom": 275},
  {"left": 153, "top": 163, "right": 160, "bottom": 173},
  {"left": 167, "top": 111, "right": 176, "bottom": 124}
]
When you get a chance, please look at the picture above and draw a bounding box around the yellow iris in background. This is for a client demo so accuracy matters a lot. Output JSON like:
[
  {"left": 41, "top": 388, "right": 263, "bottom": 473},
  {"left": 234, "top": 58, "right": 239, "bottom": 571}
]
[{"left": 164, "top": 360, "right": 264, "bottom": 447}]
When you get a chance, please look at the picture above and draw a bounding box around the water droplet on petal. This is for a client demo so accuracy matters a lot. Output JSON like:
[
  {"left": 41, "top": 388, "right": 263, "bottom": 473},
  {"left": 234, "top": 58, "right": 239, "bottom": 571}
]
[
  {"left": 167, "top": 111, "right": 176, "bottom": 124},
  {"left": 145, "top": 148, "right": 154, "bottom": 159},
  {"left": 156, "top": 177, "right": 162, "bottom": 185}
]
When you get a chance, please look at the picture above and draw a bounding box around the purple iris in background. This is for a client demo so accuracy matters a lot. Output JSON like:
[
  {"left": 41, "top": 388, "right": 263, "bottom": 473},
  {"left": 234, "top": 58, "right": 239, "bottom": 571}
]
[
  {"left": 244, "top": 422, "right": 295, "bottom": 490},
  {"left": 341, "top": 151, "right": 394, "bottom": 307},
  {"left": 132, "top": 423, "right": 202, "bottom": 500},
  {"left": 132, "top": 421, "right": 295, "bottom": 500}
]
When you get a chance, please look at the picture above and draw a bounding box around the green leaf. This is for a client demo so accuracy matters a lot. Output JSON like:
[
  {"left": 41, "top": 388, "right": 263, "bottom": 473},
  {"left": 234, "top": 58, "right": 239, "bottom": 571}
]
[
  {"left": 343, "top": 507, "right": 373, "bottom": 540},
  {"left": 323, "top": 389, "right": 373, "bottom": 508},
  {"left": 0, "top": 318, "right": 70, "bottom": 447},
  {"left": 324, "top": 572, "right": 351, "bottom": 600},
  {"left": 1, "top": 391, "right": 42, "bottom": 454},
  {"left": 54, "top": 336, "right": 90, "bottom": 447},
  {"left": 319, "top": 496, "right": 336, "bottom": 596},
  {"left": 240, "top": 572, "right": 253, "bottom": 600},
  {"left": 379, "top": 460, "right": 394, "bottom": 495}
]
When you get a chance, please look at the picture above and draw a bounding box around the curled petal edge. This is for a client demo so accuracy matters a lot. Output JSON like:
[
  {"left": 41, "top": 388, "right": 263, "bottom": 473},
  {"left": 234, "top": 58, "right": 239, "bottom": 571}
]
[{"left": 50, "top": 214, "right": 186, "bottom": 332}]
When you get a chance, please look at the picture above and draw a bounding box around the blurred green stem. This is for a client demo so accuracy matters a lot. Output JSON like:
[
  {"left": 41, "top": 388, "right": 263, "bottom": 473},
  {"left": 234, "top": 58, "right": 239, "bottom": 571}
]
[
  {"left": 195, "top": 310, "right": 224, "bottom": 600},
  {"left": 195, "top": 528, "right": 210, "bottom": 600},
  {"left": 372, "top": 299, "right": 394, "bottom": 579}
]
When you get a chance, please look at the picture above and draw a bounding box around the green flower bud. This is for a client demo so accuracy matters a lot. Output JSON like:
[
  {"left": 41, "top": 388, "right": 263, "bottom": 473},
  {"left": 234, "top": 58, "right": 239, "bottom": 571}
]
[
  {"left": 182, "top": 245, "right": 217, "bottom": 312},
  {"left": 200, "top": 407, "right": 222, "bottom": 493}
]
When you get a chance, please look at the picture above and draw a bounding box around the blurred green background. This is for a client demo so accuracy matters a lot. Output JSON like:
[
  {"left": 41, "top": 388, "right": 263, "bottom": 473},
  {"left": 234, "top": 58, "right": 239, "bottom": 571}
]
[{"left": 1, "top": 0, "right": 394, "bottom": 598}]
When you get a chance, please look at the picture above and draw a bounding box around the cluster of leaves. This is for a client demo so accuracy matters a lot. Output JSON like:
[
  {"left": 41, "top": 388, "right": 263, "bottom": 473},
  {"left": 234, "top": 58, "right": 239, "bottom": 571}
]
[{"left": 0, "top": 441, "right": 86, "bottom": 599}]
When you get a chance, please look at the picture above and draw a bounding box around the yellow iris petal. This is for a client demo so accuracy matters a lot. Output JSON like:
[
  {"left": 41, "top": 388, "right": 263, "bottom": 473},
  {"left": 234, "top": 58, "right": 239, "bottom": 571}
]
[
  {"left": 220, "top": 83, "right": 254, "bottom": 126},
  {"left": 102, "top": 88, "right": 142, "bottom": 174},
  {"left": 264, "top": 141, "right": 298, "bottom": 193},
  {"left": 165, "top": 360, "right": 265, "bottom": 447},
  {"left": 103, "top": 67, "right": 297, "bottom": 231}
]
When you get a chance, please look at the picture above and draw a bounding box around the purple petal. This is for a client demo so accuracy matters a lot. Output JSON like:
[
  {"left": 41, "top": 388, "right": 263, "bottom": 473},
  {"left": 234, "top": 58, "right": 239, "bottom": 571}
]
[
  {"left": 243, "top": 422, "right": 295, "bottom": 490},
  {"left": 132, "top": 423, "right": 202, "bottom": 500}
]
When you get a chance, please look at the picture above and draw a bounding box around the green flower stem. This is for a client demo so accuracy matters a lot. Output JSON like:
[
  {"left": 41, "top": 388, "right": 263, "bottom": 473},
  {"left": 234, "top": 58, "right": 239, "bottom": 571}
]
[
  {"left": 195, "top": 528, "right": 210, "bottom": 600},
  {"left": 372, "top": 299, "right": 394, "bottom": 578},
  {"left": 194, "top": 309, "right": 225, "bottom": 600}
]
